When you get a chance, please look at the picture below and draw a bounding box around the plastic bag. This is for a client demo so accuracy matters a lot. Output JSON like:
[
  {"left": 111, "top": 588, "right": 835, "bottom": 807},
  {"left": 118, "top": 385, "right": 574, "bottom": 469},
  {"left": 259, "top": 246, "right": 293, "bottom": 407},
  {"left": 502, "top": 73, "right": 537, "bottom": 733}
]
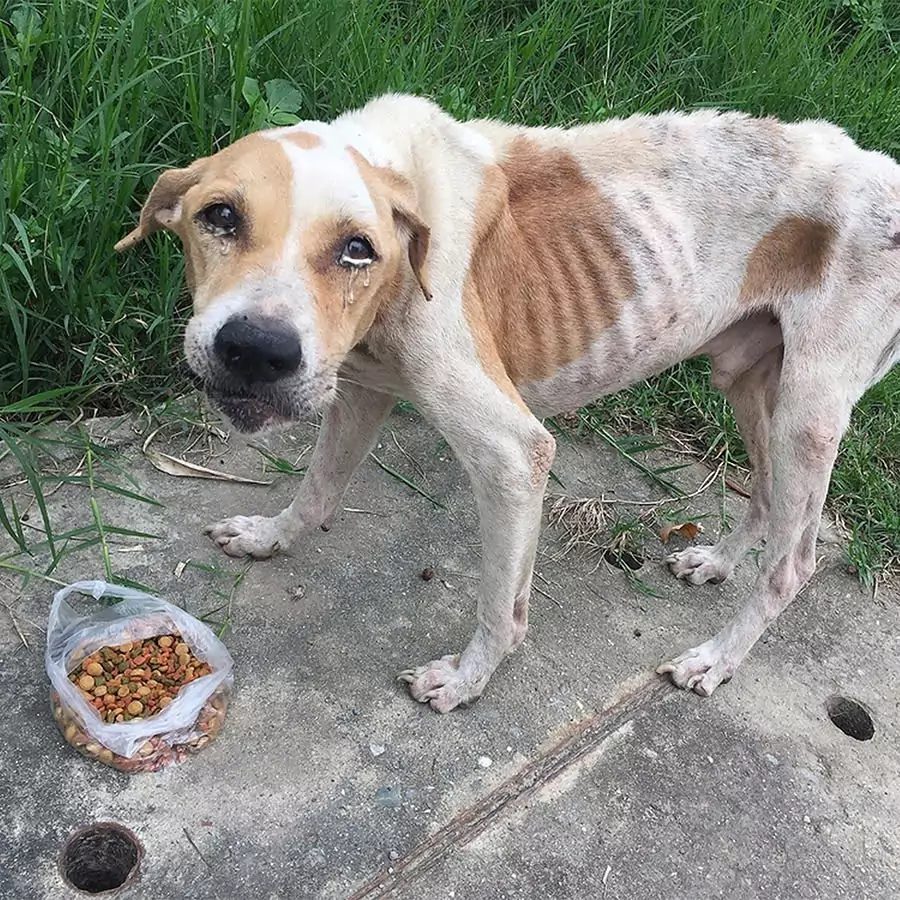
[{"left": 46, "top": 580, "right": 234, "bottom": 772}]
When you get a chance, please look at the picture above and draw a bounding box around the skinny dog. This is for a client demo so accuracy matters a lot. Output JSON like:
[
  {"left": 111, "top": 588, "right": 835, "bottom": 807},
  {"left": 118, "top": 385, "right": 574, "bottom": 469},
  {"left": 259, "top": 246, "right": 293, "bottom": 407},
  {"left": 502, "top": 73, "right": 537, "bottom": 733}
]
[{"left": 116, "top": 95, "right": 900, "bottom": 712}]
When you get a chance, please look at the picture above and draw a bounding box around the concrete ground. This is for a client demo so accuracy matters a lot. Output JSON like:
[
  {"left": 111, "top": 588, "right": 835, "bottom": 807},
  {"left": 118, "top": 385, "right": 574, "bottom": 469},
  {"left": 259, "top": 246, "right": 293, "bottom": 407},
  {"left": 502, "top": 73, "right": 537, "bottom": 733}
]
[{"left": 1, "top": 403, "right": 898, "bottom": 899}]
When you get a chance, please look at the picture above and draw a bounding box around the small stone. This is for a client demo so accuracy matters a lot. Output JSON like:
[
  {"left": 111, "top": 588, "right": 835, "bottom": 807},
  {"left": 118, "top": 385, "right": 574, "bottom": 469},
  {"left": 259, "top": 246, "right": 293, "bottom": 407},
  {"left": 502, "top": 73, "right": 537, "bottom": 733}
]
[
  {"left": 369, "top": 743, "right": 386, "bottom": 757},
  {"left": 389, "top": 850, "right": 400, "bottom": 860},
  {"left": 633, "top": 627, "right": 642, "bottom": 637},
  {"left": 477, "top": 756, "right": 492, "bottom": 769},
  {"left": 421, "top": 567, "right": 435, "bottom": 581},
  {"left": 803, "top": 815, "right": 811, "bottom": 824},
  {"left": 374, "top": 786, "right": 402, "bottom": 809}
]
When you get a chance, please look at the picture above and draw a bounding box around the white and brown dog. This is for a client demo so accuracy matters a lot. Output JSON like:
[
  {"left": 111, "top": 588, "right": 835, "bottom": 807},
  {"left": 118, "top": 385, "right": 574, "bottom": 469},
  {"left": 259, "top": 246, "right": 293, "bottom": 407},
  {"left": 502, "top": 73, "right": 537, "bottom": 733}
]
[{"left": 116, "top": 94, "right": 900, "bottom": 712}]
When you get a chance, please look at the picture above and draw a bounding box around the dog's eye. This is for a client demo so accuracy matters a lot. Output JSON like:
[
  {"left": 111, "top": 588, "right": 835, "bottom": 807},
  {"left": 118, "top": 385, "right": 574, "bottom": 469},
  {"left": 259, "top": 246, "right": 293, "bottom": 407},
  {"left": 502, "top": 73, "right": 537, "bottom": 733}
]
[
  {"left": 339, "top": 236, "right": 376, "bottom": 267},
  {"left": 201, "top": 203, "right": 238, "bottom": 235}
]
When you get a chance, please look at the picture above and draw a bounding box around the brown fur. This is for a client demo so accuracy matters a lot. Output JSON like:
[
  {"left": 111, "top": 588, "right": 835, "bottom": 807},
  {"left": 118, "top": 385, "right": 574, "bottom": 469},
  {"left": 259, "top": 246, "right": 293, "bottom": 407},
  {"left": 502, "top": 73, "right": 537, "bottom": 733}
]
[
  {"left": 303, "top": 149, "right": 433, "bottom": 363},
  {"left": 464, "top": 138, "right": 635, "bottom": 387},
  {"left": 183, "top": 135, "right": 296, "bottom": 309},
  {"left": 347, "top": 147, "right": 432, "bottom": 300},
  {"left": 739, "top": 217, "right": 835, "bottom": 305},
  {"left": 284, "top": 131, "right": 322, "bottom": 150}
]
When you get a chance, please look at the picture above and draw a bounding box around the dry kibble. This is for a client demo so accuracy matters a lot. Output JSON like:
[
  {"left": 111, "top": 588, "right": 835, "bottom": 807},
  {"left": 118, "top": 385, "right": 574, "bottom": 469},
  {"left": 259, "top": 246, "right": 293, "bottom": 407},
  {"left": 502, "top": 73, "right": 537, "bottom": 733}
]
[
  {"left": 59, "top": 632, "right": 228, "bottom": 773},
  {"left": 67, "top": 633, "right": 210, "bottom": 723}
]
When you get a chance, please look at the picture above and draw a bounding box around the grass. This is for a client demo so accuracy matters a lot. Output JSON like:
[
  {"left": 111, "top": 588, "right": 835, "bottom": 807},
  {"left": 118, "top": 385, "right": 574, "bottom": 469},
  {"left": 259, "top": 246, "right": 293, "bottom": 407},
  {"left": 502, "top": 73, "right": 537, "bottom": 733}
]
[{"left": 1, "top": 0, "right": 899, "bottom": 581}]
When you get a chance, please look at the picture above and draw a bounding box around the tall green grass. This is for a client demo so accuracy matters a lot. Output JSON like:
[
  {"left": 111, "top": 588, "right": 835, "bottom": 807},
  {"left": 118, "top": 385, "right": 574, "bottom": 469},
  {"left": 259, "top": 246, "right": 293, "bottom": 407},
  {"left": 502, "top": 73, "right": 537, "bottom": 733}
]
[{"left": 1, "top": 0, "right": 898, "bottom": 577}]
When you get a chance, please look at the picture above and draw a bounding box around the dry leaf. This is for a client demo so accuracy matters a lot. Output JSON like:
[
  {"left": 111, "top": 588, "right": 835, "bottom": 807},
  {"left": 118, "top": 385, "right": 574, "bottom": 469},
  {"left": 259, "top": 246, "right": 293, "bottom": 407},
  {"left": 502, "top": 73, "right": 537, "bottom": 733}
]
[
  {"left": 142, "top": 428, "right": 272, "bottom": 485},
  {"left": 659, "top": 521, "right": 704, "bottom": 544}
]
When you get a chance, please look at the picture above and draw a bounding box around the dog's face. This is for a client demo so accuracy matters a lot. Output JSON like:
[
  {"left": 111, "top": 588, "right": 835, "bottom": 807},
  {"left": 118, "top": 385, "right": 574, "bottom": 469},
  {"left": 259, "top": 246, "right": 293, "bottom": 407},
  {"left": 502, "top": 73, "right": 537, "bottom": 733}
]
[{"left": 116, "top": 127, "right": 430, "bottom": 432}]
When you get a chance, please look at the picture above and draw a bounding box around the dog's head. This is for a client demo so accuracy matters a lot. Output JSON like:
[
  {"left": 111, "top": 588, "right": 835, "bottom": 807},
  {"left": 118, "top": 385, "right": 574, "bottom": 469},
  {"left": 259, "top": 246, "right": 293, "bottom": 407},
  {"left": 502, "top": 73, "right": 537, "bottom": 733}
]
[{"left": 116, "top": 127, "right": 430, "bottom": 432}]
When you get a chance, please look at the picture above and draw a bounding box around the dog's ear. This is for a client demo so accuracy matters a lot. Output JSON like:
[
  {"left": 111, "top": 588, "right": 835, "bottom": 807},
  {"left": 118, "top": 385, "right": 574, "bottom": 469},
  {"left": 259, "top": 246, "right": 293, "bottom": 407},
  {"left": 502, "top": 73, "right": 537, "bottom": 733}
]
[
  {"left": 366, "top": 162, "right": 432, "bottom": 302},
  {"left": 114, "top": 162, "right": 206, "bottom": 252},
  {"left": 391, "top": 194, "right": 433, "bottom": 302}
]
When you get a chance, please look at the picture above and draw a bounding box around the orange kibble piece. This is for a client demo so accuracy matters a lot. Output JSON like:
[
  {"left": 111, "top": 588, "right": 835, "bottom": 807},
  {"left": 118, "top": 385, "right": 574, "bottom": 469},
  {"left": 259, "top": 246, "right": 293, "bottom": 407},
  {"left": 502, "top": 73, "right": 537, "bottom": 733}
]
[
  {"left": 137, "top": 685, "right": 151, "bottom": 697},
  {"left": 78, "top": 674, "right": 95, "bottom": 691},
  {"left": 126, "top": 700, "right": 143, "bottom": 716},
  {"left": 116, "top": 686, "right": 130, "bottom": 698},
  {"left": 159, "top": 697, "right": 172, "bottom": 709},
  {"left": 118, "top": 641, "right": 133, "bottom": 653},
  {"left": 85, "top": 662, "right": 104, "bottom": 677},
  {"left": 94, "top": 685, "right": 108, "bottom": 697},
  {"left": 158, "top": 636, "right": 173, "bottom": 648}
]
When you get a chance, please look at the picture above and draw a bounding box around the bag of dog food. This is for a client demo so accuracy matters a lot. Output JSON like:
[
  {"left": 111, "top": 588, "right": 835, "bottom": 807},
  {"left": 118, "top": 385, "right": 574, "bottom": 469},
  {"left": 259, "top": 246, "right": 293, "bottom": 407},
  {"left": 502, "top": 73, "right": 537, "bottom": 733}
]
[{"left": 46, "top": 580, "right": 234, "bottom": 773}]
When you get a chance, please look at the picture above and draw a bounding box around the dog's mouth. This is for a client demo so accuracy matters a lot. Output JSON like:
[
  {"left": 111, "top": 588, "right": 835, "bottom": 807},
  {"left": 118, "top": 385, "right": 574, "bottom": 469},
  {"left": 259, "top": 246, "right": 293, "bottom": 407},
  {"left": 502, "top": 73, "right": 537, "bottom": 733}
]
[
  {"left": 181, "top": 361, "right": 335, "bottom": 434},
  {"left": 210, "top": 392, "right": 294, "bottom": 433}
]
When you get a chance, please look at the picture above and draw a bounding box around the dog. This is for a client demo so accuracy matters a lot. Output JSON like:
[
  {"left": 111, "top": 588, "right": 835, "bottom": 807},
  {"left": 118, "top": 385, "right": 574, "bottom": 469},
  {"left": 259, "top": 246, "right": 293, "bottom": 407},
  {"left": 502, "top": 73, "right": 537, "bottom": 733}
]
[{"left": 116, "top": 94, "right": 900, "bottom": 712}]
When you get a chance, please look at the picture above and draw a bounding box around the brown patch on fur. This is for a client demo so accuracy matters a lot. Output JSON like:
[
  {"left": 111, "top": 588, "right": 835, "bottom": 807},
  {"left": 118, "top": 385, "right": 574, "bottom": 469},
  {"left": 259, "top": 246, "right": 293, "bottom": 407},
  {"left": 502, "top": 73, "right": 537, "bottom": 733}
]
[
  {"left": 301, "top": 148, "right": 429, "bottom": 363},
  {"left": 284, "top": 131, "right": 322, "bottom": 150},
  {"left": 463, "top": 138, "right": 634, "bottom": 389},
  {"left": 346, "top": 147, "right": 432, "bottom": 300},
  {"left": 116, "top": 133, "right": 298, "bottom": 309},
  {"left": 184, "top": 134, "right": 297, "bottom": 309},
  {"left": 739, "top": 217, "right": 835, "bottom": 305}
]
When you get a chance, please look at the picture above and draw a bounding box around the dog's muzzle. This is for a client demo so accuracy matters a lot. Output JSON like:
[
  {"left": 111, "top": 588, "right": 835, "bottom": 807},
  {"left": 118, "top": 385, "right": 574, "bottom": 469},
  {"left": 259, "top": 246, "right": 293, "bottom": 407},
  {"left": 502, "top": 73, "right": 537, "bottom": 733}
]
[{"left": 197, "top": 315, "right": 313, "bottom": 433}]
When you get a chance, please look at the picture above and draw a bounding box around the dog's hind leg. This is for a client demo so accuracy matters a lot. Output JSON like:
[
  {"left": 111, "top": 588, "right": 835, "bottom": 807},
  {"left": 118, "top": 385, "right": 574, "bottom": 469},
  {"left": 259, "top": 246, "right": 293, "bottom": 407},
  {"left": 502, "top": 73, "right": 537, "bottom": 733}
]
[
  {"left": 667, "top": 343, "right": 782, "bottom": 585},
  {"left": 658, "top": 354, "right": 856, "bottom": 696},
  {"left": 205, "top": 382, "right": 395, "bottom": 558}
]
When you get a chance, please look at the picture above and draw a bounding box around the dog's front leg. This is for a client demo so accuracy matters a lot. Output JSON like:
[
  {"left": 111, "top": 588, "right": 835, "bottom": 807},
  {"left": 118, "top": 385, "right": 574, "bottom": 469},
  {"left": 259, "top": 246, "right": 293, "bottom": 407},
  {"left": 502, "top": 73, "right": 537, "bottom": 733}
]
[
  {"left": 205, "top": 382, "right": 395, "bottom": 558},
  {"left": 399, "top": 370, "right": 555, "bottom": 713}
]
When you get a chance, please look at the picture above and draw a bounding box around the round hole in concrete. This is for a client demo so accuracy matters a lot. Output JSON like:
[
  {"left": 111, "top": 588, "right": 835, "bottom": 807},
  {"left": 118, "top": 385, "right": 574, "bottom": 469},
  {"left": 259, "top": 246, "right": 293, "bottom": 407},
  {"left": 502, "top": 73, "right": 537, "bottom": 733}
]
[
  {"left": 60, "top": 823, "right": 141, "bottom": 894},
  {"left": 825, "top": 695, "right": 875, "bottom": 741}
]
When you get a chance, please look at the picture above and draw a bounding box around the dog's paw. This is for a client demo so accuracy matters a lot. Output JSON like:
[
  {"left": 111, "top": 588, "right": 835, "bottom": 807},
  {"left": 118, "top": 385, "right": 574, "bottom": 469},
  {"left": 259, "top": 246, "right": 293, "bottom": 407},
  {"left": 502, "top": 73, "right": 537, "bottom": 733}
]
[
  {"left": 666, "top": 546, "right": 731, "bottom": 585},
  {"left": 657, "top": 639, "right": 735, "bottom": 696},
  {"left": 397, "top": 655, "right": 479, "bottom": 714},
  {"left": 203, "top": 515, "right": 284, "bottom": 559}
]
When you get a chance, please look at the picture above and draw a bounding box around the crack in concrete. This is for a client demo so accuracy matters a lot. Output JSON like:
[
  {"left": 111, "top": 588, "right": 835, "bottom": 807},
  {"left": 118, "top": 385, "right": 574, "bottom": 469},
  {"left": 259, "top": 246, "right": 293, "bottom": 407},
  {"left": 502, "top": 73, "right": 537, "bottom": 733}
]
[{"left": 348, "top": 674, "right": 673, "bottom": 900}]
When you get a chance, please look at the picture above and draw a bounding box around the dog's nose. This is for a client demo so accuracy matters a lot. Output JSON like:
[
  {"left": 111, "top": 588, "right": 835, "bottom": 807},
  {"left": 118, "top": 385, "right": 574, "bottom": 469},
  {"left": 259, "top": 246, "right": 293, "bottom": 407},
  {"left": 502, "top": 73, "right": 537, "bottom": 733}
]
[{"left": 213, "top": 318, "right": 303, "bottom": 383}]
